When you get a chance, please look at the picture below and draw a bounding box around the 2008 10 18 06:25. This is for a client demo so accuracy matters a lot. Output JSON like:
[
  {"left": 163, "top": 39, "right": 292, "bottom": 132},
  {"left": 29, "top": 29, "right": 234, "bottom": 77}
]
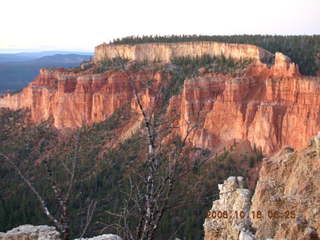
[{"left": 207, "top": 210, "right": 296, "bottom": 219}]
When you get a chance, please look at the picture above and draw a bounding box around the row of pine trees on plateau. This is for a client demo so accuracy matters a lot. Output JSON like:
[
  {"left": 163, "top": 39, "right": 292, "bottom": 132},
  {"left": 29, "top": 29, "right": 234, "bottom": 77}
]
[{"left": 111, "top": 34, "right": 320, "bottom": 75}]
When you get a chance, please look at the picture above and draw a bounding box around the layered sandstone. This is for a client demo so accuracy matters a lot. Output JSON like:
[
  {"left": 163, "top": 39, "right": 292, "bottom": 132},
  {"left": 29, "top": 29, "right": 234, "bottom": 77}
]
[
  {"left": 94, "top": 42, "right": 274, "bottom": 63},
  {"left": 0, "top": 42, "right": 314, "bottom": 154},
  {"left": 179, "top": 70, "right": 318, "bottom": 154},
  {"left": 0, "top": 68, "right": 169, "bottom": 129}
]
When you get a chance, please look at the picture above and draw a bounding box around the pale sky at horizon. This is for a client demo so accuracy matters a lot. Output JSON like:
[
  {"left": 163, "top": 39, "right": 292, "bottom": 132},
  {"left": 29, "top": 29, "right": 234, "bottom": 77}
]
[{"left": 1, "top": 0, "right": 319, "bottom": 52}]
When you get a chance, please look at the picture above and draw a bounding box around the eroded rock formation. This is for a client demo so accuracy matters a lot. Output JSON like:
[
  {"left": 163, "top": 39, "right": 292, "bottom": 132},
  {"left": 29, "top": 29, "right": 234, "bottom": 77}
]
[
  {"left": 1, "top": 41, "right": 320, "bottom": 240},
  {"left": 0, "top": 68, "right": 169, "bottom": 129},
  {"left": 1, "top": 42, "right": 319, "bottom": 154},
  {"left": 179, "top": 72, "right": 320, "bottom": 154},
  {"left": 203, "top": 176, "right": 254, "bottom": 240}
]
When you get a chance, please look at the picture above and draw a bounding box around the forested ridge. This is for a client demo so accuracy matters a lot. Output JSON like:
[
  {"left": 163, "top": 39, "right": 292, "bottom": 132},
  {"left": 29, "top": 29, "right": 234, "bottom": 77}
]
[{"left": 111, "top": 35, "right": 320, "bottom": 75}]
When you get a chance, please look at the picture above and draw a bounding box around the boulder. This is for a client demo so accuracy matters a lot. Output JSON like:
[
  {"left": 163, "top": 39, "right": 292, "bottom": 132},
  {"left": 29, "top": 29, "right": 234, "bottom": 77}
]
[
  {"left": 0, "top": 225, "right": 60, "bottom": 240},
  {"left": 74, "top": 234, "right": 122, "bottom": 240}
]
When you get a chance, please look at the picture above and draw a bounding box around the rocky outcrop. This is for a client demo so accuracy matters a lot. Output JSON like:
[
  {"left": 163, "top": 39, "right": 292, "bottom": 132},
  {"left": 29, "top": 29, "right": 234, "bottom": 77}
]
[
  {"left": 0, "top": 225, "right": 60, "bottom": 240},
  {"left": 203, "top": 176, "right": 254, "bottom": 240},
  {"left": 94, "top": 42, "right": 274, "bottom": 63},
  {"left": 204, "top": 135, "right": 320, "bottom": 239},
  {"left": 272, "top": 52, "right": 300, "bottom": 78},
  {"left": 250, "top": 138, "right": 320, "bottom": 239},
  {"left": 245, "top": 51, "right": 300, "bottom": 79}
]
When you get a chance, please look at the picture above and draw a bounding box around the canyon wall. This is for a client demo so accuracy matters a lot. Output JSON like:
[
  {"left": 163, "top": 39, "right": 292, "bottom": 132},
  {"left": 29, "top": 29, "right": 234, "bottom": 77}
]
[
  {"left": 94, "top": 42, "right": 274, "bottom": 63},
  {"left": 0, "top": 42, "right": 316, "bottom": 154},
  {"left": 0, "top": 68, "right": 169, "bottom": 129},
  {"left": 179, "top": 73, "right": 320, "bottom": 153}
]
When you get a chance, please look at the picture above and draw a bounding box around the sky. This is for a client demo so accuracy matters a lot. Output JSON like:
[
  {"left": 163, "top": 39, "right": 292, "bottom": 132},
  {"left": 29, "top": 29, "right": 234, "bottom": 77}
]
[{"left": 0, "top": 0, "right": 319, "bottom": 52}]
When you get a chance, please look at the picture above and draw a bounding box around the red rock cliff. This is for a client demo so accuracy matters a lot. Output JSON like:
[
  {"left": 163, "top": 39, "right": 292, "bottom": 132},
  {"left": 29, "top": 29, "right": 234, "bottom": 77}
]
[
  {"left": 177, "top": 52, "right": 312, "bottom": 154},
  {"left": 0, "top": 68, "right": 169, "bottom": 129},
  {"left": 1, "top": 42, "right": 317, "bottom": 154},
  {"left": 179, "top": 73, "right": 319, "bottom": 153}
]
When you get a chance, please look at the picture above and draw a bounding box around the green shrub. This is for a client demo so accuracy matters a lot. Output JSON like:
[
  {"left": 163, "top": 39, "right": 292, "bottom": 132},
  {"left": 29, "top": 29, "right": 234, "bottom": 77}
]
[{"left": 95, "top": 57, "right": 129, "bottom": 73}]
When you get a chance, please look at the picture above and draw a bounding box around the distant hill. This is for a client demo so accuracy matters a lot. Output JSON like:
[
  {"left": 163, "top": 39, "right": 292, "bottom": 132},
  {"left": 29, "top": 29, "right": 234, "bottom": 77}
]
[
  {"left": 31, "top": 54, "right": 92, "bottom": 64},
  {"left": 0, "top": 52, "right": 93, "bottom": 92},
  {"left": 0, "top": 51, "right": 93, "bottom": 63}
]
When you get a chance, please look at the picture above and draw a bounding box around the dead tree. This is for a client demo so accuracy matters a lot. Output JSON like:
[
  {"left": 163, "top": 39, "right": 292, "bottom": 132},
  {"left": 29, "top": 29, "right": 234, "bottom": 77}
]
[{"left": 104, "top": 55, "right": 204, "bottom": 240}]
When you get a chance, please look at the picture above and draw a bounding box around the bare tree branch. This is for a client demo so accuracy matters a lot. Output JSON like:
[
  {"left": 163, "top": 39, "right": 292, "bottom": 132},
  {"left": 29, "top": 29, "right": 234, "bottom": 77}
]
[
  {"left": 79, "top": 200, "right": 97, "bottom": 239},
  {"left": 0, "top": 153, "right": 61, "bottom": 229}
]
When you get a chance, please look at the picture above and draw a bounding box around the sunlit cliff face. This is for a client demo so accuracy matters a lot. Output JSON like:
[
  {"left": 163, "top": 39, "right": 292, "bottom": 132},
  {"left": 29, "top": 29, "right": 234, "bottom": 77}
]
[
  {"left": 2, "top": 41, "right": 319, "bottom": 154},
  {"left": 94, "top": 41, "right": 274, "bottom": 63}
]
